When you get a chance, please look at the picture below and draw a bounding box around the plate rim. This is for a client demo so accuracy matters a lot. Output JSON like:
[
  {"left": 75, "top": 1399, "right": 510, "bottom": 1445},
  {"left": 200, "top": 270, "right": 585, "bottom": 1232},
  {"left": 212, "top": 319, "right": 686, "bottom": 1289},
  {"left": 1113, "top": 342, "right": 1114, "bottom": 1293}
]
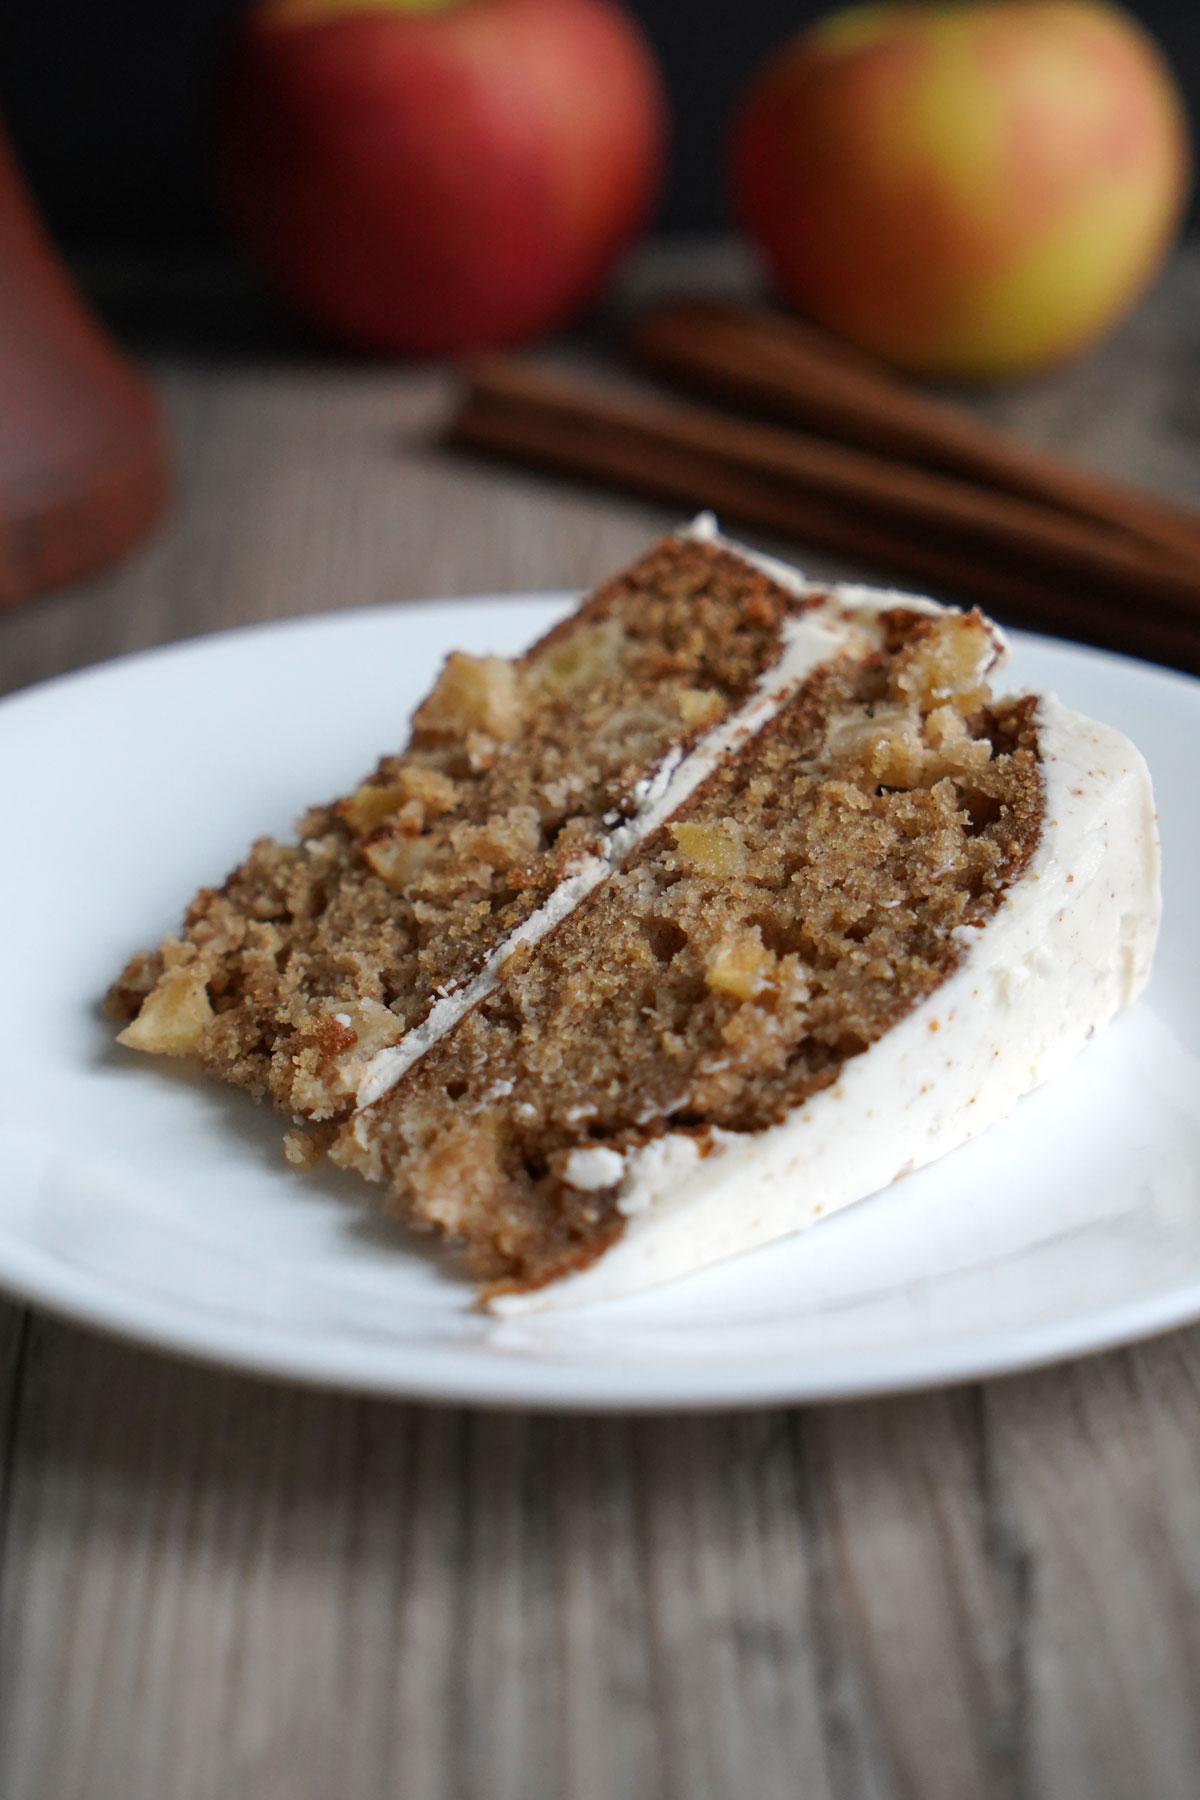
[
  {"left": 3, "top": 1224, "right": 1200, "bottom": 1410},
  {"left": 3, "top": 593, "right": 1197, "bottom": 1410}
]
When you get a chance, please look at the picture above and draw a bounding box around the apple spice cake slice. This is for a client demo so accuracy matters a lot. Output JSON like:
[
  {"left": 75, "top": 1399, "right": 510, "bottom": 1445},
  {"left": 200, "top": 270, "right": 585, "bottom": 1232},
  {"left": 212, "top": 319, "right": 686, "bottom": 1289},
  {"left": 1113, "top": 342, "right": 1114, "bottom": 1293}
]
[{"left": 109, "top": 520, "right": 1160, "bottom": 1305}]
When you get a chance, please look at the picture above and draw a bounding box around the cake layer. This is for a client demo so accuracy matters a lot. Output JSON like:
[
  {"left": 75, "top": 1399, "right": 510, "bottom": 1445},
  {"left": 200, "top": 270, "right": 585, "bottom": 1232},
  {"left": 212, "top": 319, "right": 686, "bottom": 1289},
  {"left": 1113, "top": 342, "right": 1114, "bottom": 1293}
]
[
  {"left": 110, "top": 531, "right": 813, "bottom": 1118},
  {"left": 495, "top": 693, "right": 1160, "bottom": 1310},
  {"left": 329, "top": 600, "right": 1050, "bottom": 1293}
]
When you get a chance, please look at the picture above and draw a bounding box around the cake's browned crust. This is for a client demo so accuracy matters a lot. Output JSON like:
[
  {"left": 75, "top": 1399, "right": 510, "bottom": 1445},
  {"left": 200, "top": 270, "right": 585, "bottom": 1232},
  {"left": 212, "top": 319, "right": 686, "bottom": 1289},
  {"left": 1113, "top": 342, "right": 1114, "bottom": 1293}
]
[
  {"left": 328, "top": 611, "right": 1043, "bottom": 1294},
  {"left": 108, "top": 536, "right": 809, "bottom": 1118}
]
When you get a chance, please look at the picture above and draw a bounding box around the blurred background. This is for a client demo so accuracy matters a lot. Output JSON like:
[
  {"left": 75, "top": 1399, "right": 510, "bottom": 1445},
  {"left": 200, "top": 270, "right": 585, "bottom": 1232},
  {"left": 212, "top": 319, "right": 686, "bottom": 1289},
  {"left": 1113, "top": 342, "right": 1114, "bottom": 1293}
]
[
  {"left": 1, "top": 0, "right": 1196, "bottom": 627},
  {"left": 3, "top": 0, "right": 1198, "bottom": 244}
]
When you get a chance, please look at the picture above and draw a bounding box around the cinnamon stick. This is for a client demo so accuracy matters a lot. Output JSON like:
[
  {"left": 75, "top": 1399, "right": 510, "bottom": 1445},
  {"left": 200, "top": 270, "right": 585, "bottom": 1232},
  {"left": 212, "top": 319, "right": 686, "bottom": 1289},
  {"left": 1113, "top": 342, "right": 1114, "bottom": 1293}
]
[
  {"left": 449, "top": 356, "right": 1200, "bottom": 672},
  {"left": 633, "top": 298, "right": 1200, "bottom": 570}
]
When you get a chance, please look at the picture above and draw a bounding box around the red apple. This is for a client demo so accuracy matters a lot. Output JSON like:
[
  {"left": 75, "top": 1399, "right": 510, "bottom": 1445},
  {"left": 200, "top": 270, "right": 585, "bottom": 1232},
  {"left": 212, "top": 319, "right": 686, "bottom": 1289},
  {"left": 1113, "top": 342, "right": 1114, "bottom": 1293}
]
[
  {"left": 730, "top": 2, "right": 1191, "bottom": 379},
  {"left": 213, "top": 0, "right": 668, "bottom": 355}
]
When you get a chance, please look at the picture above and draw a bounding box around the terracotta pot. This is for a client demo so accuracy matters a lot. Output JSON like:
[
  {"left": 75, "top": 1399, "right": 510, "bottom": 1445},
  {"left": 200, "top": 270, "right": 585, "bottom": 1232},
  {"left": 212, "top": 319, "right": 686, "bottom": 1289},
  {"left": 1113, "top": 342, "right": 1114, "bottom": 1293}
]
[{"left": 0, "top": 119, "right": 170, "bottom": 603}]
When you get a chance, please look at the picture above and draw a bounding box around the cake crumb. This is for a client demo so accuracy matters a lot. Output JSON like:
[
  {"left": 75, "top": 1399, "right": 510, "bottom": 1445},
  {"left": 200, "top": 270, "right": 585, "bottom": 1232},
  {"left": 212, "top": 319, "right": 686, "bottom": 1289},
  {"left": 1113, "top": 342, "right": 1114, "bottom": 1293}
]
[{"left": 283, "top": 1129, "right": 322, "bottom": 1170}]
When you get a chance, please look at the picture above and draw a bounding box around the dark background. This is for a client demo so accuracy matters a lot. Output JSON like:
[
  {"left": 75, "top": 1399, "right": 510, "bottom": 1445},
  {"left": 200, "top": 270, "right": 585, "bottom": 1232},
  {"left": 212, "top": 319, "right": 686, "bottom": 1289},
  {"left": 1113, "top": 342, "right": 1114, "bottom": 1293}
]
[{"left": 2, "top": 0, "right": 1198, "bottom": 244}]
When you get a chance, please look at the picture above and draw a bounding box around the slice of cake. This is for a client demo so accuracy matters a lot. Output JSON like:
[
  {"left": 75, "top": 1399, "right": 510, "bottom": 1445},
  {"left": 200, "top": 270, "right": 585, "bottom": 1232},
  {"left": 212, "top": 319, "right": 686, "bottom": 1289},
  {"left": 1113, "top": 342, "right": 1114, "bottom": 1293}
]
[{"left": 109, "top": 519, "right": 1160, "bottom": 1307}]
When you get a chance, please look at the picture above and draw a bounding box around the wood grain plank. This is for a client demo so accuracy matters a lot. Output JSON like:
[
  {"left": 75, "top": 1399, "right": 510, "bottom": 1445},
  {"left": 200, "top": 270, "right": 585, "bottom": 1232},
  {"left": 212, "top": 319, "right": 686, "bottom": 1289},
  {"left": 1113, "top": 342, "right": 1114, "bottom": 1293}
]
[
  {"left": 789, "top": 1393, "right": 1034, "bottom": 1800},
  {"left": 0, "top": 1296, "right": 31, "bottom": 1720},
  {"left": 5, "top": 1316, "right": 1200, "bottom": 1799},
  {"left": 992, "top": 1344, "right": 1200, "bottom": 1800}
]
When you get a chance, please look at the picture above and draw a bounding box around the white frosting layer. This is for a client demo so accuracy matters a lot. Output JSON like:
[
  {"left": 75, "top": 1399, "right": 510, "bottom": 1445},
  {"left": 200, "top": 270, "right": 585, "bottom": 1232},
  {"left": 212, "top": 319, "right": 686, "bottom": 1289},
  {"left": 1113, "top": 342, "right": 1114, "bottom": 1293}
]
[
  {"left": 492, "top": 693, "right": 1161, "bottom": 1312},
  {"left": 563, "top": 1146, "right": 627, "bottom": 1191}
]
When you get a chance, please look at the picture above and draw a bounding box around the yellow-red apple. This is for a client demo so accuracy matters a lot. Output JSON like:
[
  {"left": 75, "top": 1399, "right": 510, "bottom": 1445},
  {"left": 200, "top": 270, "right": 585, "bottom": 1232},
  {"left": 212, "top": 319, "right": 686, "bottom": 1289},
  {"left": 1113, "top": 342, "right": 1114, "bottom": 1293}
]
[
  {"left": 729, "top": 2, "right": 1191, "bottom": 379},
  {"left": 213, "top": 0, "right": 668, "bottom": 355}
]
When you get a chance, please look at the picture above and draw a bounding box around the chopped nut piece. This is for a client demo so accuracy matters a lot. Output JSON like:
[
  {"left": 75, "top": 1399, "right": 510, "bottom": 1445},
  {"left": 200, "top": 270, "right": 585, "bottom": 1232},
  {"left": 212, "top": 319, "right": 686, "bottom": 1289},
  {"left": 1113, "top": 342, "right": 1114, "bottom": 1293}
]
[
  {"left": 890, "top": 615, "right": 995, "bottom": 715},
  {"left": 117, "top": 966, "right": 213, "bottom": 1056},
  {"left": 678, "top": 686, "right": 724, "bottom": 727},
  {"left": 413, "top": 652, "right": 521, "bottom": 741},
  {"left": 706, "top": 930, "right": 777, "bottom": 1000},
  {"left": 671, "top": 820, "right": 747, "bottom": 878},
  {"left": 536, "top": 620, "right": 624, "bottom": 692},
  {"left": 826, "top": 708, "right": 927, "bottom": 788},
  {"left": 339, "top": 767, "right": 459, "bottom": 835},
  {"left": 363, "top": 834, "right": 436, "bottom": 890},
  {"left": 341, "top": 782, "right": 409, "bottom": 833}
]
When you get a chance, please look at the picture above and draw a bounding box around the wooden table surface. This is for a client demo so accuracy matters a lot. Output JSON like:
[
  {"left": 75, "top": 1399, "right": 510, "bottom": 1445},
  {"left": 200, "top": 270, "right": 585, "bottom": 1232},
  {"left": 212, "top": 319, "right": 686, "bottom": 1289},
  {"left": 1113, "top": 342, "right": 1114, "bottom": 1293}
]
[{"left": 1, "top": 242, "right": 1198, "bottom": 1800}]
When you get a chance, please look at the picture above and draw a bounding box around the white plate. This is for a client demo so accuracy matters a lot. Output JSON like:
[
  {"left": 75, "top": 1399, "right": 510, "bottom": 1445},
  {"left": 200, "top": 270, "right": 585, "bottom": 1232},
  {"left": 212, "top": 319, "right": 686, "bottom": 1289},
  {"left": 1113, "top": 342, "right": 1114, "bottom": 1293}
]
[{"left": 1, "top": 596, "right": 1198, "bottom": 1409}]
